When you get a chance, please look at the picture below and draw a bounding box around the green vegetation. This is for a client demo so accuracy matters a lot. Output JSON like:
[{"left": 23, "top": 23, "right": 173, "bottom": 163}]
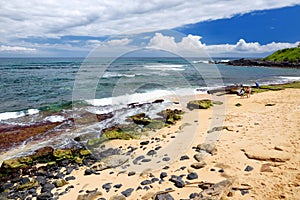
[
  {"left": 262, "top": 46, "right": 300, "bottom": 63},
  {"left": 252, "top": 81, "right": 300, "bottom": 93},
  {"left": 187, "top": 99, "right": 213, "bottom": 110}
]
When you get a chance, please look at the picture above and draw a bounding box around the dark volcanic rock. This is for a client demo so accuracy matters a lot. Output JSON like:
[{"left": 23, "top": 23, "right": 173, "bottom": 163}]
[
  {"left": 41, "top": 183, "right": 55, "bottom": 193},
  {"left": 155, "top": 193, "right": 175, "bottom": 200},
  {"left": 147, "top": 150, "right": 157, "bottom": 156},
  {"left": 128, "top": 171, "right": 136, "bottom": 176},
  {"left": 180, "top": 155, "right": 189, "bottom": 161},
  {"left": 121, "top": 188, "right": 134, "bottom": 197},
  {"left": 141, "top": 180, "right": 152, "bottom": 185},
  {"left": 244, "top": 165, "right": 254, "bottom": 172},
  {"left": 133, "top": 155, "right": 145, "bottom": 164},
  {"left": 102, "top": 183, "right": 112, "bottom": 192},
  {"left": 187, "top": 172, "right": 198, "bottom": 180},
  {"left": 227, "top": 58, "right": 300, "bottom": 68},
  {"left": 37, "top": 192, "right": 53, "bottom": 200},
  {"left": 160, "top": 172, "right": 168, "bottom": 179}
]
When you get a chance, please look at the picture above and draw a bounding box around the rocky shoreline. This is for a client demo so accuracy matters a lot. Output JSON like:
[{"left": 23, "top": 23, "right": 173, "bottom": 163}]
[
  {"left": 224, "top": 58, "right": 300, "bottom": 68},
  {"left": 1, "top": 83, "right": 300, "bottom": 199}
]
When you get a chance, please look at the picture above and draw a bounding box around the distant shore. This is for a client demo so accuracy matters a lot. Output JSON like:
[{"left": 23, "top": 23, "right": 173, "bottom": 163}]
[{"left": 223, "top": 58, "right": 300, "bottom": 68}]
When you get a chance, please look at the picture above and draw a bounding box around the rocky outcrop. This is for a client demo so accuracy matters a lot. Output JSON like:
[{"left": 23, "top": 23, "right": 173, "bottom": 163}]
[
  {"left": 227, "top": 58, "right": 300, "bottom": 68},
  {"left": 187, "top": 100, "right": 213, "bottom": 110}
]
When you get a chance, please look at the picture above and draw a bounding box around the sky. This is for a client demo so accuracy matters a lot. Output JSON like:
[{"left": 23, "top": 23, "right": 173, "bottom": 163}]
[{"left": 0, "top": 0, "right": 300, "bottom": 57}]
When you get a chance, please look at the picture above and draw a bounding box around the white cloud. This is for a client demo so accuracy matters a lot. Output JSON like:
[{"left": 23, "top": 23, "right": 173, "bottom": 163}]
[
  {"left": 0, "top": 45, "right": 36, "bottom": 52},
  {"left": 146, "top": 33, "right": 299, "bottom": 56},
  {"left": 0, "top": 0, "right": 299, "bottom": 41}
]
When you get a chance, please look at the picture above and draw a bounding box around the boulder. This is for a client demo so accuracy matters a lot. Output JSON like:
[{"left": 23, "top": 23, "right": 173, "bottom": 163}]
[
  {"left": 91, "top": 155, "right": 129, "bottom": 171},
  {"left": 187, "top": 99, "right": 212, "bottom": 110},
  {"left": 196, "top": 143, "right": 217, "bottom": 155},
  {"left": 53, "top": 149, "right": 73, "bottom": 160},
  {"left": 191, "top": 161, "right": 207, "bottom": 169},
  {"left": 244, "top": 148, "right": 290, "bottom": 162}
]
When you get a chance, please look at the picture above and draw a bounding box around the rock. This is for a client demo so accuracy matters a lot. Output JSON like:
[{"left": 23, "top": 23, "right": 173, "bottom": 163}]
[
  {"left": 114, "top": 184, "right": 122, "bottom": 189},
  {"left": 155, "top": 193, "right": 175, "bottom": 200},
  {"left": 260, "top": 164, "right": 273, "bottom": 172},
  {"left": 17, "top": 180, "right": 38, "bottom": 191},
  {"left": 147, "top": 150, "right": 157, "bottom": 156},
  {"left": 162, "top": 157, "right": 170, "bottom": 162},
  {"left": 65, "top": 176, "right": 76, "bottom": 181},
  {"left": 32, "top": 146, "right": 54, "bottom": 162},
  {"left": 189, "top": 193, "right": 199, "bottom": 199},
  {"left": 198, "top": 179, "right": 233, "bottom": 200},
  {"left": 187, "top": 99, "right": 213, "bottom": 110},
  {"left": 191, "top": 161, "right": 207, "bottom": 169},
  {"left": 140, "top": 141, "right": 150, "bottom": 145},
  {"left": 76, "top": 191, "right": 102, "bottom": 200},
  {"left": 141, "top": 180, "right": 152, "bottom": 185},
  {"left": 37, "top": 192, "right": 53, "bottom": 200},
  {"left": 129, "top": 113, "right": 152, "bottom": 125},
  {"left": 244, "top": 148, "right": 290, "bottom": 162},
  {"left": 142, "top": 192, "right": 155, "bottom": 200},
  {"left": 2, "top": 156, "right": 33, "bottom": 169},
  {"left": 133, "top": 155, "right": 145, "bottom": 164},
  {"left": 169, "top": 176, "right": 185, "bottom": 188},
  {"left": 196, "top": 143, "right": 217, "bottom": 155},
  {"left": 180, "top": 155, "right": 189, "bottom": 161},
  {"left": 152, "top": 99, "right": 164, "bottom": 104},
  {"left": 84, "top": 169, "right": 95, "bottom": 175},
  {"left": 151, "top": 178, "right": 159, "bottom": 183},
  {"left": 41, "top": 183, "right": 55, "bottom": 193},
  {"left": 244, "top": 165, "right": 254, "bottom": 172},
  {"left": 157, "top": 109, "right": 183, "bottom": 125},
  {"left": 194, "top": 153, "right": 205, "bottom": 162},
  {"left": 160, "top": 172, "right": 168, "bottom": 179},
  {"left": 79, "top": 149, "right": 92, "bottom": 156},
  {"left": 102, "top": 183, "right": 112, "bottom": 192},
  {"left": 187, "top": 172, "right": 198, "bottom": 180},
  {"left": 121, "top": 188, "right": 134, "bottom": 197},
  {"left": 55, "top": 179, "right": 69, "bottom": 187},
  {"left": 128, "top": 171, "right": 136, "bottom": 176},
  {"left": 53, "top": 149, "right": 73, "bottom": 160},
  {"left": 141, "top": 158, "right": 152, "bottom": 162},
  {"left": 109, "top": 195, "right": 126, "bottom": 200},
  {"left": 91, "top": 155, "right": 129, "bottom": 171}
]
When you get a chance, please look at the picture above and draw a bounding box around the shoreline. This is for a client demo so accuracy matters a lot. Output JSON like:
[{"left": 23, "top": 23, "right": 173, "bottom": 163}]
[{"left": 1, "top": 87, "right": 299, "bottom": 199}]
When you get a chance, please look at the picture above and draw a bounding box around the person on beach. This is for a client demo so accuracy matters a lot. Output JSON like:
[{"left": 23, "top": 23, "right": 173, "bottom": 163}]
[
  {"left": 246, "top": 86, "right": 252, "bottom": 98},
  {"left": 239, "top": 87, "right": 245, "bottom": 98},
  {"left": 255, "top": 82, "right": 260, "bottom": 88}
]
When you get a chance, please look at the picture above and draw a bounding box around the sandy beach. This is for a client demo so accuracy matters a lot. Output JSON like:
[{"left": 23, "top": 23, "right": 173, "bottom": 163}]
[{"left": 42, "top": 88, "right": 300, "bottom": 200}]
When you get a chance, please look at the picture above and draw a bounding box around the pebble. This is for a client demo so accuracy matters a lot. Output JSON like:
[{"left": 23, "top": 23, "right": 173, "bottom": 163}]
[
  {"left": 155, "top": 193, "right": 175, "bottom": 200},
  {"left": 244, "top": 165, "right": 254, "bottom": 172},
  {"left": 218, "top": 169, "right": 225, "bottom": 173},
  {"left": 151, "top": 178, "right": 159, "bottom": 183},
  {"left": 141, "top": 158, "right": 152, "bottom": 162},
  {"left": 102, "top": 183, "right": 112, "bottom": 192},
  {"left": 128, "top": 171, "right": 136, "bottom": 176},
  {"left": 143, "top": 186, "right": 150, "bottom": 190},
  {"left": 84, "top": 169, "right": 94, "bottom": 176},
  {"left": 189, "top": 193, "right": 199, "bottom": 199},
  {"left": 147, "top": 150, "right": 157, "bottom": 156},
  {"left": 191, "top": 161, "right": 207, "bottom": 169},
  {"left": 133, "top": 155, "right": 145, "bottom": 164},
  {"left": 37, "top": 192, "right": 53, "bottom": 200},
  {"left": 140, "top": 141, "right": 150, "bottom": 145},
  {"left": 155, "top": 146, "right": 162, "bottom": 151},
  {"left": 180, "top": 155, "right": 190, "bottom": 160},
  {"left": 41, "top": 183, "right": 55, "bottom": 193},
  {"left": 65, "top": 176, "right": 76, "bottom": 181},
  {"left": 141, "top": 180, "right": 152, "bottom": 185},
  {"left": 121, "top": 188, "right": 134, "bottom": 197},
  {"left": 160, "top": 172, "right": 168, "bottom": 179},
  {"left": 114, "top": 184, "right": 122, "bottom": 189},
  {"left": 162, "top": 157, "right": 170, "bottom": 162},
  {"left": 187, "top": 172, "right": 198, "bottom": 180}
]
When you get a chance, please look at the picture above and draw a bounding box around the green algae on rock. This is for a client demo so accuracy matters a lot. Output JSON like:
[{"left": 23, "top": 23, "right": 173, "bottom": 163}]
[{"left": 187, "top": 99, "right": 213, "bottom": 110}]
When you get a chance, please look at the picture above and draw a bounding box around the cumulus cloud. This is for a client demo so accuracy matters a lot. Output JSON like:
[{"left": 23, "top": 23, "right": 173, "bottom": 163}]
[
  {"left": 147, "top": 33, "right": 299, "bottom": 56},
  {"left": 0, "top": 45, "right": 36, "bottom": 52},
  {"left": 0, "top": 0, "right": 299, "bottom": 40}
]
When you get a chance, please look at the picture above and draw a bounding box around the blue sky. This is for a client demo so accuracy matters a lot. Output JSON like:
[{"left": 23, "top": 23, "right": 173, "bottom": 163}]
[{"left": 0, "top": 1, "right": 299, "bottom": 57}]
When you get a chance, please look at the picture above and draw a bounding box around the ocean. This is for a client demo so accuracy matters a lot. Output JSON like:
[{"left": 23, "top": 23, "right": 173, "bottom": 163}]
[{"left": 0, "top": 57, "right": 300, "bottom": 158}]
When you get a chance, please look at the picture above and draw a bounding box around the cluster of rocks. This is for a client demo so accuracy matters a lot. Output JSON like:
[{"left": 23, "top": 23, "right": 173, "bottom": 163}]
[{"left": 227, "top": 58, "right": 300, "bottom": 68}]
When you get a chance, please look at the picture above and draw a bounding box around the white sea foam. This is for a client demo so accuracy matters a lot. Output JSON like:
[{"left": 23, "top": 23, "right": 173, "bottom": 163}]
[
  {"left": 279, "top": 76, "right": 300, "bottom": 81},
  {"left": 86, "top": 89, "right": 174, "bottom": 106},
  {"left": 144, "top": 64, "right": 185, "bottom": 71},
  {"left": 192, "top": 60, "right": 212, "bottom": 64},
  {"left": 44, "top": 115, "right": 66, "bottom": 123},
  {"left": 0, "top": 109, "right": 39, "bottom": 121},
  {"left": 103, "top": 72, "right": 136, "bottom": 78}
]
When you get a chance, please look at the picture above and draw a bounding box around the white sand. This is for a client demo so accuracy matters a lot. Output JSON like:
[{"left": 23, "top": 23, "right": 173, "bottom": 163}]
[{"left": 58, "top": 89, "right": 300, "bottom": 200}]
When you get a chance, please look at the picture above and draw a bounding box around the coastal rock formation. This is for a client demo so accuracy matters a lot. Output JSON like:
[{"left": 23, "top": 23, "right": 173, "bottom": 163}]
[
  {"left": 227, "top": 58, "right": 300, "bottom": 68},
  {"left": 187, "top": 99, "right": 213, "bottom": 110},
  {"left": 90, "top": 155, "right": 129, "bottom": 171}
]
